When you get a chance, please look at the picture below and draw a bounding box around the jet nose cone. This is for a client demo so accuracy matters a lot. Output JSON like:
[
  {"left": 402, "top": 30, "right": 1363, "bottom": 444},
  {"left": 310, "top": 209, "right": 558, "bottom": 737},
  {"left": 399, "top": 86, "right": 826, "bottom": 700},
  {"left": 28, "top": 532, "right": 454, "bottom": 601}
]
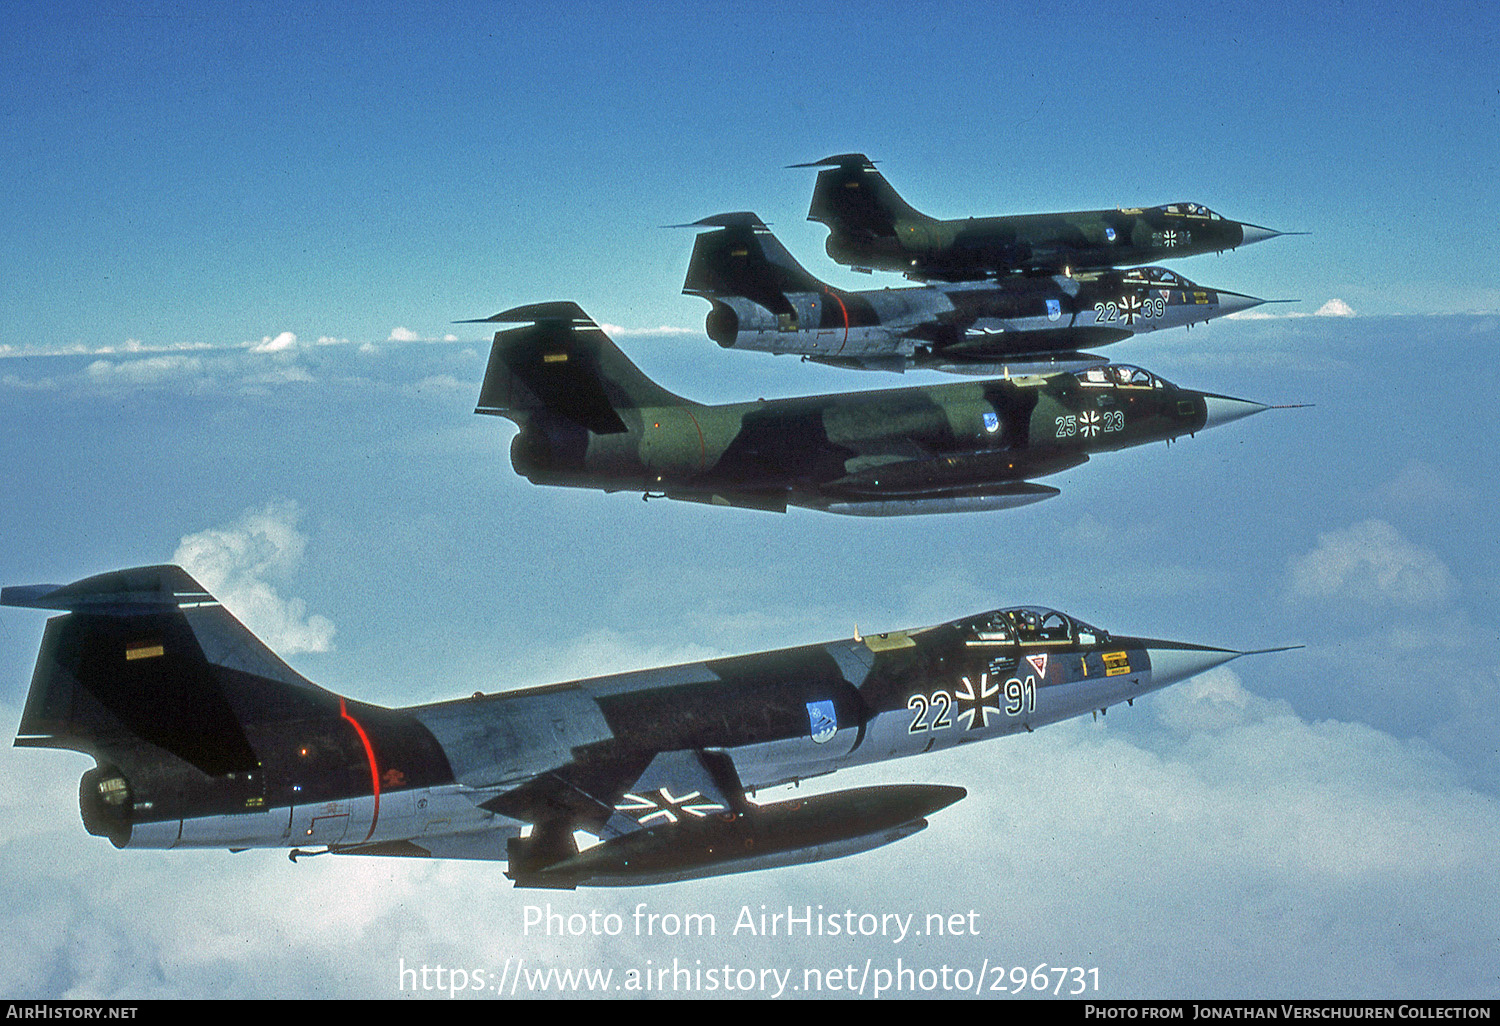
[
  {"left": 1201, "top": 393, "right": 1269, "bottom": 429},
  {"left": 1215, "top": 291, "right": 1265, "bottom": 317},
  {"left": 1142, "top": 643, "right": 1244, "bottom": 687},
  {"left": 1238, "top": 223, "right": 1286, "bottom": 247}
]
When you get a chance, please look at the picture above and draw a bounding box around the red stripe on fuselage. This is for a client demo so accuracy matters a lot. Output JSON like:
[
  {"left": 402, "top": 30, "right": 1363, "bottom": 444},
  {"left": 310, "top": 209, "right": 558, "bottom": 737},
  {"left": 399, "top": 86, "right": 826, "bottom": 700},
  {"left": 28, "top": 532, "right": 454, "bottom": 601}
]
[
  {"left": 826, "top": 290, "right": 850, "bottom": 353},
  {"left": 339, "top": 697, "right": 381, "bottom": 841},
  {"left": 684, "top": 408, "right": 707, "bottom": 471}
]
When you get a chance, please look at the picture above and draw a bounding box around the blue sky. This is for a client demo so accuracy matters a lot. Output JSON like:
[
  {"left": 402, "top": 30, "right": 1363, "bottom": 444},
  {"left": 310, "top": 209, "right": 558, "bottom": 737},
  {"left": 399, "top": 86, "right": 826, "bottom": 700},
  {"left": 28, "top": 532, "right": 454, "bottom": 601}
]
[
  {"left": 3, "top": 0, "right": 1497, "bottom": 358},
  {"left": 1, "top": 0, "right": 1498, "bottom": 1001}
]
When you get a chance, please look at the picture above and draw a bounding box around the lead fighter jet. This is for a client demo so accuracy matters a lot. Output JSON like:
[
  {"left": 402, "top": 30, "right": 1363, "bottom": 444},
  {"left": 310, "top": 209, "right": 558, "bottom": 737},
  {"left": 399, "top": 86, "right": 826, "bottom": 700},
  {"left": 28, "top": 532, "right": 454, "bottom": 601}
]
[
  {"left": 469, "top": 302, "right": 1272, "bottom": 516},
  {"left": 5, "top": 565, "right": 1290, "bottom": 887},
  {"left": 793, "top": 153, "right": 1298, "bottom": 281},
  {"left": 680, "top": 212, "right": 1269, "bottom": 375}
]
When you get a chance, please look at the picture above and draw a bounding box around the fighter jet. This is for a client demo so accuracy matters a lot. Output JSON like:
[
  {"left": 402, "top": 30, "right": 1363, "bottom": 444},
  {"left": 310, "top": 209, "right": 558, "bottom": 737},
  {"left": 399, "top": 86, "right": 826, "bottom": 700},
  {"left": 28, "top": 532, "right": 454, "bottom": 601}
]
[
  {"left": 792, "top": 153, "right": 1298, "bottom": 281},
  {"left": 4, "top": 564, "right": 1291, "bottom": 887},
  {"left": 468, "top": 301, "right": 1271, "bottom": 516},
  {"left": 681, "top": 212, "right": 1269, "bottom": 375}
]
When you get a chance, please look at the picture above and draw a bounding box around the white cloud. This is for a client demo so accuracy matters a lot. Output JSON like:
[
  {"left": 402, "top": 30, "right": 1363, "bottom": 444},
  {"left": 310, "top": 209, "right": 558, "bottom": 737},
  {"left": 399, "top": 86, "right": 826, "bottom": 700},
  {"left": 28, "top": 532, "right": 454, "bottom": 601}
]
[
  {"left": 406, "top": 374, "right": 475, "bottom": 399},
  {"left": 1288, "top": 519, "right": 1456, "bottom": 607},
  {"left": 598, "top": 323, "right": 697, "bottom": 337},
  {"left": 7, "top": 312, "right": 1500, "bottom": 998},
  {"left": 84, "top": 355, "right": 206, "bottom": 386},
  {"left": 1153, "top": 665, "right": 1272, "bottom": 734},
  {"left": 2, "top": 339, "right": 216, "bottom": 359},
  {"left": 250, "top": 331, "right": 298, "bottom": 353},
  {"left": 1226, "top": 298, "right": 1355, "bottom": 320},
  {"left": 388, "top": 327, "right": 422, "bottom": 342},
  {"left": 238, "top": 365, "right": 317, "bottom": 390},
  {"left": 1377, "top": 459, "right": 1477, "bottom": 513},
  {"left": 3, "top": 631, "right": 1498, "bottom": 997},
  {"left": 171, "top": 500, "right": 335, "bottom": 654}
]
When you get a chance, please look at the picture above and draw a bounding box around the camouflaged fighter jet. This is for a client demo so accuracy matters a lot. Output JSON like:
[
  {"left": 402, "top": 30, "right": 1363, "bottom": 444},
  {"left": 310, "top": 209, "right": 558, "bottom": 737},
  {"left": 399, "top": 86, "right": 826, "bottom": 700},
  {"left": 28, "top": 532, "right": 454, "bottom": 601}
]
[
  {"left": 468, "top": 301, "right": 1270, "bottom": 516},
  {"left": 4, "top": 565, "right": 1291, "bottom": 887},
  {"left": 681, "top": 212, "right": 1269, "bottom": 375},
  {"left": 792, "top": 153, "right": 1298, "bottom": 282}
]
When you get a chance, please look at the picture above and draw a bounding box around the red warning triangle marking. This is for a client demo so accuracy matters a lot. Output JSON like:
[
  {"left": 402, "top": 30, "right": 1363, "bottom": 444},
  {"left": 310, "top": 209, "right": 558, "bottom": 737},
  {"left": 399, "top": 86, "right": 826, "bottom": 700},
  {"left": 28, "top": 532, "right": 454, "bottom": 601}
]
[{"left": 1026, "top": 653, "right": 1048, "bottom": 678}]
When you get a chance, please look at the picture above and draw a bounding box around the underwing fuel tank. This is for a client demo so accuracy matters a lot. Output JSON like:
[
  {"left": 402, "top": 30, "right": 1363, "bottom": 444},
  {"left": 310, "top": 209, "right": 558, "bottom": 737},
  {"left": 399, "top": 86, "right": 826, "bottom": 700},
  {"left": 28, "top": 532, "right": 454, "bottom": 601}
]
[{"left": 516, "top": 784, "right": 967, "bottom": 889}]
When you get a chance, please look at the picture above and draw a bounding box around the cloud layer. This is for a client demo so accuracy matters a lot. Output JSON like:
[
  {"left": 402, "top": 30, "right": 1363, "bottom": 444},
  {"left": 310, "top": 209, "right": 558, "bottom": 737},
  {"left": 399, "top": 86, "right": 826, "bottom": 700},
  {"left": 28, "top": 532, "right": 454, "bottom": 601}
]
[
  {"left": 171, "top": 500, "right": 335, "bottom": 654},
  {"left": 1288, "top": 519, "right": 1456, "bottom": 608},
  {"left": 2, "top": 664, "right": 1495, "bottom": 998}
]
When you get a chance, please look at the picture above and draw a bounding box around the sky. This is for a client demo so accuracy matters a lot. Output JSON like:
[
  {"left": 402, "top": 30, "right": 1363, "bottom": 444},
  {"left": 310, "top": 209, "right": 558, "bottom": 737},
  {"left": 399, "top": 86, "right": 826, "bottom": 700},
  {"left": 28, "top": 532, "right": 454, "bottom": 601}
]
[{"left": 1, "top": 0, "right": 1498, "bottom": 1001}]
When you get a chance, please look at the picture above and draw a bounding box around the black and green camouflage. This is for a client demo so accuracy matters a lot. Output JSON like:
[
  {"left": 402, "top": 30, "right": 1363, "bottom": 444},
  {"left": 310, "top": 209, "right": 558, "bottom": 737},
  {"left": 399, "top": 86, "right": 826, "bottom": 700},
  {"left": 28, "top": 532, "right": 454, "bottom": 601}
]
[
  {"left": 681, "top": 212, "right": 1268, "bottom": 374},
  {"left": 794, "top": 153, "right": 1294, "bottom": 281},
  {"left": 474, "top": 302, "right": 1268, "bottom": 515}
]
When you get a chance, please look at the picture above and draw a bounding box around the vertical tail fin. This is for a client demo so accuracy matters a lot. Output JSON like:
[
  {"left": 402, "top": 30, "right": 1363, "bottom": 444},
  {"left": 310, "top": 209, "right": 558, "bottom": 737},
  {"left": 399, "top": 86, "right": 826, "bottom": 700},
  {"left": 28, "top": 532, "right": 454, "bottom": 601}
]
[
  {"left": 468, "top": 302, "right": 690, "bottom": 433},
  {"left": 5, "top": 565, "right": 324, "bottom": 776},
  {"left": 792, "top": 153, "right": 933, "bottom": 240},
  {"left": 681, "top": 212, "right": 831, "bottom": 304},
  {"left": 7, "top": 566, "right": 451, "bottom": 850}
]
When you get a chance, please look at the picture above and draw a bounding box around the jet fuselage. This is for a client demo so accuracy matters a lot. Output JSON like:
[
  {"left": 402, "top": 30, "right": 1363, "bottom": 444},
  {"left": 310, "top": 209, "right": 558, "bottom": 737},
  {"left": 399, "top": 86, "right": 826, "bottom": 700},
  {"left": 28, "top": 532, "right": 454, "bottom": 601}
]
[
  {"left": 7, "top": 568, "right": 1252, "bottom": 887},
  {"left": 707, "top": 268, "right": 1259, "bottom": 372},
  {"left": 508, "top": 364, "right": 1223, "bottom": 511},
  {"left": 796, "top": 154, "right": 1290, "bottom": 282},
  {"left": 826, "top": 203, "right": 1257, "bottom": 281},
  {"left": 680, "top": 212, "right": 1265, "bottom": 375}
]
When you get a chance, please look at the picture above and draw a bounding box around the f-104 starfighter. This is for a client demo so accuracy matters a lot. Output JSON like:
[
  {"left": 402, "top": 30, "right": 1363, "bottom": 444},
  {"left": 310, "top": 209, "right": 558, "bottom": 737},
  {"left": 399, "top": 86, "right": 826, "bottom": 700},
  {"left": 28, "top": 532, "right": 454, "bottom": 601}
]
[
  {"left": 469, "top": 302, "right": 1272, "bottom": 516},
  {"left": 681, "top": 212, "right": 1270, "bottom": 374},
  {"left": 793, "top": 153, "right": 1298, "bottom": 281},
  {"left": 4, "top": 565, "right": 1290, "bottom": 887}
]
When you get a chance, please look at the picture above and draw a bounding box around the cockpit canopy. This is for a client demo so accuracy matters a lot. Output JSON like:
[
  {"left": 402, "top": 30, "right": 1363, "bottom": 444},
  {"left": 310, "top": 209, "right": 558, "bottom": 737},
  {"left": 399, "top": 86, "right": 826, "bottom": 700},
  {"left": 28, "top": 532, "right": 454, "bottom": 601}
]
[
  {"left": 964, "top": 607, "right": 1109, "bottom": 647},
  {"left": 1077, "top": 364, "right": 1165, "bottom": 389},
  {"left": 1121, "top": 266, "right": 1196, "bottom": 289},
  {"left": 1158, "top": 202, "right": 1222, "bottom": 220}
]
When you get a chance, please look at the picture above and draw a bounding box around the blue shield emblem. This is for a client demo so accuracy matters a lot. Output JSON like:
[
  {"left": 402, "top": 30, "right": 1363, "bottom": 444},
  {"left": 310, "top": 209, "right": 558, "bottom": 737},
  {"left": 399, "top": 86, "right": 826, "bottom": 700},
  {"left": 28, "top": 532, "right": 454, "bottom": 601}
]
[
  {"left": 983, "top": 411, "right": 999, "bottom": 433},
  {"left": 1105, "top": 226, "right": 1117, "bottom": 242},
  {"left": 806, "top": 700, "right": 837, "bottom": 744},
  {"left": 1046, "top": 298, "right": 1061, "bottom": 322}
]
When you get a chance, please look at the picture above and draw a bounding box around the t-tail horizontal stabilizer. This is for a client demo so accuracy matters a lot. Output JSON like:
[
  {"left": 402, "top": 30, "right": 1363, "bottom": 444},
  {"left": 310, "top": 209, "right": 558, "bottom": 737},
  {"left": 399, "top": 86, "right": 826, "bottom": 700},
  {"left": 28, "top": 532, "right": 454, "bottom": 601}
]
[{"left": 2, "top": 564, "right": 213, "bottom": 613}]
